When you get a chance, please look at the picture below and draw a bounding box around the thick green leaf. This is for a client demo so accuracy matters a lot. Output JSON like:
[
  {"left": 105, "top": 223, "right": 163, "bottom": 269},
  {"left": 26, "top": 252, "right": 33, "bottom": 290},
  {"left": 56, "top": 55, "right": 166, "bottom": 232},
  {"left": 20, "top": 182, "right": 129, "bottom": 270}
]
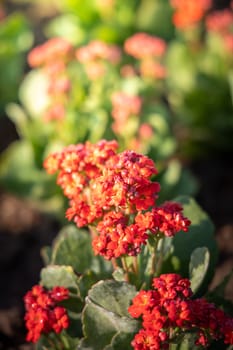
[
  {"left": 51, "top": 225, "right": 93, "bottom": 273},
  {"left": 105, "top": 331, "right": 135, "bottom": 350},
  {"left": 40, "top": 265, "right": 79, "bottom": 290},
  {"left": 170, "top": 333, "right": 202, "bottom": 350},
  {"left": 166, "top": 42, "right": 197, "bottom": 93},
  {"left": 161, "top": 196, "right": 218, "bottom": 291},
  {"left": 189, "top": 247, "right": 210, "bottom": 295},
  {"left": 79, "top": 280, "right": 139, "bottom": 350},
  {"left": 157, "top": 160, "right": 198, "bottom": 202},
  {"left": 51, "top": 224, "right": 113, "bottom": 277}
]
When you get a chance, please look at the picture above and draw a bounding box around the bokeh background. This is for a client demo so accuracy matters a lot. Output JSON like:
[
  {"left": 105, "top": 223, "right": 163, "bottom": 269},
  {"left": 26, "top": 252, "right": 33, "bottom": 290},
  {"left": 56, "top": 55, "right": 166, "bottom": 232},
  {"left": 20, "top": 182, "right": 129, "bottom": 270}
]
[{"left": 0, "top": 0, "right": 233, "bottom": 349}]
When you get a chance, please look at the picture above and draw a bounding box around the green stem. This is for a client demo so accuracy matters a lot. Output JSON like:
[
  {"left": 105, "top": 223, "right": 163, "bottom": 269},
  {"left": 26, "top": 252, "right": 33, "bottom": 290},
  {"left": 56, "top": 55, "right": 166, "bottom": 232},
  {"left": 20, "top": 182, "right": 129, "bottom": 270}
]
[
  {"left": 156, "top": 238, "right": 165, "bottom": 276},
  {"left": 149, "top": 237, "right": 160, "bottom": 278},
  {"left": 59, "top": 332, "right": 70, "bottom": 350},
  {"left": 111, "top": 257, "right": 119, "bottom": 271},
  {"left": 133, "top": 256, "right": 138, "bottom": 275},
  {"left": 48, "top": 334, "right": 62, "bottom": 350},
  {"left": 121, "top": 256, "right": 129, "bottom": 282}
]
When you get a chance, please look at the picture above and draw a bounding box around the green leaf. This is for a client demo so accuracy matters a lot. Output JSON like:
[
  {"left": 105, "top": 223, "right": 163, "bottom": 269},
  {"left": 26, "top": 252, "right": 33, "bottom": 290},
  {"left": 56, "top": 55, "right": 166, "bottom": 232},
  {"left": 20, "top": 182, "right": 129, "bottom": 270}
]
[
  {"left": 189, "top": 247, "right": 210, "bottom": 295},
  {"left": 79, "top": 280, "right": 139, "bottom": 350},
  {"left": 51, "top": 224, "right": 113, "bottom": 278},
  {"left": 45, "top": 14, "right": 85, "bottom": 45},
  {"left": 40, "top": 265, "right": 79, "bottom": 290},
  {"left": 112, "top": 267, "right": 126, "bottom": 282},
  {"left": 161, "top": 196, "right": 218, "bottom": 292},
  {"left": 51, "top": 225, "right": 94, "bottom": 273},
  {"left": 170, "top": 332, "right": 202, "bottom": 350},
  {"left": 19, "top": 70, "right": 49, "bottom": 118},
  {"left": 157, "top": 160, "right": 198, "bottom": 202},
  {"left": 105, "top": 331, "right": 135, "bottom": 350},
  {"left": 206, "top": 270, "right": 233, "bottom": 316},
  {"left": 5, "top": 103, "right": 28, "bottom": 137},
  {"left": 209, "top": 270, "right": 233, "bottom": 299},
  {"left": 41, "top": 246, "right": 52, "bottom": 266},
  {"left": 135, "top": 0, "right": 174, "bottom": 40},
  {"left": 166, "top": 42, "right": 197, "bottom": 93}
]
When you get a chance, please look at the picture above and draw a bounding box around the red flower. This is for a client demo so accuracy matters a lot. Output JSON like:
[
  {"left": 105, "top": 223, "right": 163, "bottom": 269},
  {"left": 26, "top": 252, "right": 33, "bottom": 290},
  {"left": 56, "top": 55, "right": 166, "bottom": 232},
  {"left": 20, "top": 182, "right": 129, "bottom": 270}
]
[
  {"left": 170, "top": 0, "right": 212, "bottom": 29},
  {"left": 28, "top": 37, "right": 74, "bottom": 68},
  {"left": 135, "top": 201, "right": 191, "bottom": 237},
  {"left": 124, "top": 33, "right": 167, "bottom": 59},
  {"left": 92, "top": 211, "right": 148, "bottom": 259},
  {"left": 24, "top": 285, "right": 70, "bottom": 343}
]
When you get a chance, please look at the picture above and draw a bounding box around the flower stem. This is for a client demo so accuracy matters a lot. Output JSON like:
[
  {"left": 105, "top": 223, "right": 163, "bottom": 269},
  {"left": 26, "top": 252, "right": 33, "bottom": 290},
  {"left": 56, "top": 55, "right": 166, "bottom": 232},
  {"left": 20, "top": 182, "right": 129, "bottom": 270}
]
[
  {"left": 149, "top": 237, "right": 160, "bottom": 277},
  {"left": 111, "top": 258, "right": 118, "bottom": 270},
  {"left": 121, "top": 256, "right": 129, "bottom": 282}
]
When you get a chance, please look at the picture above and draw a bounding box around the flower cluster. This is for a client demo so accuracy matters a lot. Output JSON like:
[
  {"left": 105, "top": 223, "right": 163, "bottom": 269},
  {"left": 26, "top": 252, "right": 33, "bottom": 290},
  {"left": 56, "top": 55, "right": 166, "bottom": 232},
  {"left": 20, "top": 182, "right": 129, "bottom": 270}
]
[
  {"left": 128, "top": 273, "right": 233, "bottom": 349},
  {"left": 28, "top": 37, "right": 74, "bottom": 121},
  {"left": 170, "top": 0, "right": 212, "bottom": 29},
  {"left": 135, "top": 201, "right": 191, "bottom": 237},
  {"left": 124, "top": 32, "right": 167, "bottom": 79},
  {"left": 44, "top": 140, "right": 119, "bottom": 226},
  {"left": 75, "top": 39, "right": 121, "bottom": 80},
  {"left": 206, "top": 8, "right": 233, "bottom": 52},
  {"left": 44, "top": 140, "right": 190, "bottom": 260},
  {"left": 124, "top": 32, "right": 166, "bottom": 59},
  {"left": 24, "top": 285, "right": 70, "bottom": 343}
]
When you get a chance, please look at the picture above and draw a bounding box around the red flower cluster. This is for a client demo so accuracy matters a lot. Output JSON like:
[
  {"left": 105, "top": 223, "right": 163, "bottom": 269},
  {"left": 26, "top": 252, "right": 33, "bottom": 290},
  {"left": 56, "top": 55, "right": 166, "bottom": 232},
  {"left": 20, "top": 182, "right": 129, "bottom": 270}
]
[
  {"left": 124, "top": 32, "right": 167, "bottom": 79},
  {"left": 124, "top": 33, "right": 166, "bottom": 59},
  {"left": 28, "top": 37, "right": 74, "bottom": 69},
  {"left": 170, "top": 0, "right": 212, "bottom": 29},
  {"left": 24, "top": 285, "right": 70, "bottom": 343},
  {"left": 75, "top": 40, "right": 121, "bottom": 79},
  {"left": 206, "top": 8, "right": 233, "bottom": 52},
  {"left": 44, "top": 140, "right": 190, "bottom": 260},
  {"left": 92, "top": 211, "right": 148, "bottom": 259},
  {"left": 44, "top": 140, "right": 119, "bottom": 226},
  {"left": 27, "top": 37, "right": 74, "bottom": 122},
  {"left": 128, "top": 273, "right": 233, "bottom": 349},
  {"left": 135, "top": 202, "right": 191, "bottom": 237}
]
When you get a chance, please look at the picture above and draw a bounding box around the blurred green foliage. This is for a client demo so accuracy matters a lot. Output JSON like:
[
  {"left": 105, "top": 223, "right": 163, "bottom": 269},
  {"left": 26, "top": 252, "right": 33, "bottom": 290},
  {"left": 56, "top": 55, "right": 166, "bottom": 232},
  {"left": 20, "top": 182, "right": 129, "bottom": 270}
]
[{"left": 0, "top": 11, "right": 33, "bottom": 112}]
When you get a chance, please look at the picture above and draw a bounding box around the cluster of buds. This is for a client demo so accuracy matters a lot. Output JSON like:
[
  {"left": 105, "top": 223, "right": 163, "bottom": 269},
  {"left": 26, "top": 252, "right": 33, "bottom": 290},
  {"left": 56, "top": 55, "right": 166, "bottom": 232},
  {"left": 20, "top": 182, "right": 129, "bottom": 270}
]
[
  {"left": 75, "top": 39, "right": 121, "bottom": 80},
  {"left": 128, "top": 273, "right": 233, "bottom": 349},
  {"left": 170, "top": 0, "right": 212, "bottom": 29},
  {"left": 44, "top": 140, "right": 190, "bottom": 260},
  {"left": 124, "top": 32, "right": 167, "bottom": 79},
  {"left": 28, "top": 37, "right": 74, "bottom": 121},
  {"left": 24, "top": 285, "right": 70, "bottom": 343}
]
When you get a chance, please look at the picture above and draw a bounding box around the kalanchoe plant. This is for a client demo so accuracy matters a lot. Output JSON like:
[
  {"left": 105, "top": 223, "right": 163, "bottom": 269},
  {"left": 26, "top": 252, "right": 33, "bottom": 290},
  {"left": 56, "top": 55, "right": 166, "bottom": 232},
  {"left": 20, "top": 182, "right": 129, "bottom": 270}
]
[
  {"left": 1, "top": 31, "right": 197, "bottom": 215},
  {"left": 23, "top": 140, "right": 233, "bottom": 349}
]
